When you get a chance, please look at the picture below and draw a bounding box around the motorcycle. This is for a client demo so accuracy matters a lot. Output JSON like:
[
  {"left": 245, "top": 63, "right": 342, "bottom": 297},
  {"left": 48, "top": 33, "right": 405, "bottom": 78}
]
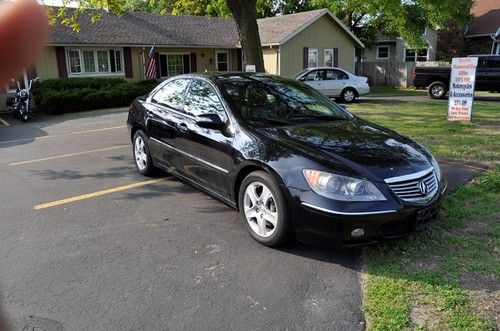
[{"left": 9, "top": 77, "right": 40, "bottom": 122}]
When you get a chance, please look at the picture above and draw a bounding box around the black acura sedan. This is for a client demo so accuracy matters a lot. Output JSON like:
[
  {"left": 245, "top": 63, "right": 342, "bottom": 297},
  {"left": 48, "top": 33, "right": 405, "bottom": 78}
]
[{"left": 127, "top": 73, "right": 447, "bottom": 247}]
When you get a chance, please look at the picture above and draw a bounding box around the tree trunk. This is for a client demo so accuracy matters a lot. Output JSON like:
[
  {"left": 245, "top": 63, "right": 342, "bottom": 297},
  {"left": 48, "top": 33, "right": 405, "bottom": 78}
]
[{"left": 226, "top": 0, "right": 265, "bottom": 72}]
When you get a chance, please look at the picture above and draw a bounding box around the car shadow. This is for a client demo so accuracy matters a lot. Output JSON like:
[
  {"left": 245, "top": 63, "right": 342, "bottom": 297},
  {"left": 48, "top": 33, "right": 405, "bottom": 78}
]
[{"left": 0, "top": 108, "right": 128, "bottom": 149}]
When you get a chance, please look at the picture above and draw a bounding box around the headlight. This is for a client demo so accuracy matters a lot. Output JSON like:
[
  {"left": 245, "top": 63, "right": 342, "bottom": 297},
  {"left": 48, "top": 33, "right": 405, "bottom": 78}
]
[
  {"left": 302, "top": 169, "right": 386, "bottom": 202},
  {"left": 430, "top": 155, "right": 442, "bottom": 182}
]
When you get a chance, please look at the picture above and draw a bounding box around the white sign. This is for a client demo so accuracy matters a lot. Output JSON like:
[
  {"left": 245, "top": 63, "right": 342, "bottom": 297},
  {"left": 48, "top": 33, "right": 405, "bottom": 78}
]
[
  {"left": 245, "top": 65, "right": 256, "bottom": 73},
  {"left": 447, "top": 57, "right": 478, "bottom": 121}
]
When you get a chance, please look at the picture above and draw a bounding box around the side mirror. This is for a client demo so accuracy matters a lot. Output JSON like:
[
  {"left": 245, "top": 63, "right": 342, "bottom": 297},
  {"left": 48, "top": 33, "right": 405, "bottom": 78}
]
[{"left": 196, "top": 114, "right": 226, "bottom": 131}]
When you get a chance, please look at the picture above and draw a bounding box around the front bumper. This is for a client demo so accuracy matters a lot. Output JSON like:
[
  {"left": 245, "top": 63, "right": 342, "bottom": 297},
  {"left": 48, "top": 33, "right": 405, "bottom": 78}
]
[{"left": 290, "top": 178, "right": 447, "bottom": 246}]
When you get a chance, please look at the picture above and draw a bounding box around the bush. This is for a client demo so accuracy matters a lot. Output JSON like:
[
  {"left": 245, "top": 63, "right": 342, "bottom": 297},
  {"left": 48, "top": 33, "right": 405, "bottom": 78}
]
[{"left": 32, "top": 78, "right": 159, "bottom": 114}]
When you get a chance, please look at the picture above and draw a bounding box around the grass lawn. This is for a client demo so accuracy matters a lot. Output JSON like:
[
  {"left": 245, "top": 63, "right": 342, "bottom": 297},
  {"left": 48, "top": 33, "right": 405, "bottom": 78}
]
[
  {"left": 370, "top": 87, "right": 428, "bottom": 97},
  {"left": 347, "top": 101, "right": 500, "bottom": 330},
  {"left": 370, "top": 86, "right": 500, "bottom": 99}
]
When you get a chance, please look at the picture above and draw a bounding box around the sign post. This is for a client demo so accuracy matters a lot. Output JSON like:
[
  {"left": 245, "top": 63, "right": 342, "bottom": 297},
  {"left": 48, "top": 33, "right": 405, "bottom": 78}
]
[{"left": 447, "top": 57, "right": 478, "bottom": 121}]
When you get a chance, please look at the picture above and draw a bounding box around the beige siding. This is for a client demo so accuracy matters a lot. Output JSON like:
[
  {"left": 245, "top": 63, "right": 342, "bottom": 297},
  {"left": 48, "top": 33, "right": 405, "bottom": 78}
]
[
  {"left": 153, "top": 47, "right": 238, "bottom": 77},
  {"left": 279, "top": 15, "right": 357, "bottom": 77},
  {"left": 36, "top": 47, "right": 59, "bottom": 80},
  {"left": 262, "top": 46, "right": 279, "bottom": 75}
]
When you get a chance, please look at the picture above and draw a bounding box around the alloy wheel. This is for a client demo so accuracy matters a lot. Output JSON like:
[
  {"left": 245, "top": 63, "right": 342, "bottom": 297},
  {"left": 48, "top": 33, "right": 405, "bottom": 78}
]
[
  {"left": 343, "top": 89, "right": 355, "bottom": 102},
  {"left": 243, "top": 182, "right": 279, "bottom": 238},
  {"left": 134, "top": 136, "right": 147, "bottom": 171},
  {"left": 431, "top": 85, "right": 444, "bottom": 98}
]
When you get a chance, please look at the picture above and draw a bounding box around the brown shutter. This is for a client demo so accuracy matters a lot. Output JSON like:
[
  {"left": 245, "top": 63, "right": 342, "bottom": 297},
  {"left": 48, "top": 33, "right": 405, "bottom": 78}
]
[
  {"left": 26, "top": 65, "right": 37, "bottom": 80},
  {"left": 190, "top": 53, "right": 197, "bottom": 73},
  {"left": 55, "top": 47, "right": 68, "bottom": 78},
  {"left": 303, "top": 47, "right": 309, "bottom": 69},
  {"left": 237, "top": 49, "right": 242, "bottom": 71},
  {"left": 334, "top": 48, "right": 339, "bottom": 67},
  {"left": 123, "top": 47, "right": 133, "bottom": 78}
]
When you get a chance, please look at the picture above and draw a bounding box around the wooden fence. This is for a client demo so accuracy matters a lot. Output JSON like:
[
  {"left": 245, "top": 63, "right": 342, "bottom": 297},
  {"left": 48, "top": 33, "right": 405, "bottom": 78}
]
[{"left": 355, "top": 61, "right": 450, "bottom": 88}]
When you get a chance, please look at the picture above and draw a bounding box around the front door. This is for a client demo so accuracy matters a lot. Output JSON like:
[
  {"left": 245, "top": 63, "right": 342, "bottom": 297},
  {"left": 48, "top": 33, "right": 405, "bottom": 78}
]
[{"left": 173, "top": 79, "right": 234, "bottom": 198}]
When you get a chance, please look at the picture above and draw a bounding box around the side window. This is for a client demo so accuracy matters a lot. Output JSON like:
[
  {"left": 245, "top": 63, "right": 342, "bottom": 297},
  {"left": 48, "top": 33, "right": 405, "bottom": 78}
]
[
  {"left": 184, "top": 80, "right": 227, "bottom": 121},
  {"left": 335, "top": 69, "right": 348, "bottom": 80},
  {"left": 325, "top": 69, "right": 348, "bottom": 80},
  {"left": 303, "top": 70, "right": 324, "bottom": 81},
  {"left": 152, "top": 79, "right": 190, "bottom": 110}
]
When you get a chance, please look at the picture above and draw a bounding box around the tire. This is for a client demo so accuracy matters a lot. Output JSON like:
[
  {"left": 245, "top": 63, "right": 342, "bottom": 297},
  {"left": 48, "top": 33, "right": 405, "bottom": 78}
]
[
  {"left": 340, "top": 87, "right": 357, "bottom": 103},
  {"left": 132, "top": 130, "right": 156, "bottom": 176},
  {"left": 238, "top": 171, "right": 292, "bottom": 247},
  {"left": 428, "top": 82, "right": 447, "bottom": 99}
]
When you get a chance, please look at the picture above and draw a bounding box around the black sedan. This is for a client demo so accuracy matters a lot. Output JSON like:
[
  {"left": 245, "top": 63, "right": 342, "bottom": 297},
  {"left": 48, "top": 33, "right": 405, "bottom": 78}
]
[{"left": 127, "top": 73, "right": 447, "bottom": 247}]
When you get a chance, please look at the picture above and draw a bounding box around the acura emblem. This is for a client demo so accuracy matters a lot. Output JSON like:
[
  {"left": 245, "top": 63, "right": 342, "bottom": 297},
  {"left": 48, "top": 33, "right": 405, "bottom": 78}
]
[{"left": 418, "top": 181, "right": 428, "bottom": 195}]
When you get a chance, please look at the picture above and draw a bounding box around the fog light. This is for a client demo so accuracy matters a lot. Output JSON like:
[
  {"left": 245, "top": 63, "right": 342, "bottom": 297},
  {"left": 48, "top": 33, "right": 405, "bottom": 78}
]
[{"left": 351, "top": 228, "right": 365, "bottom": 238}]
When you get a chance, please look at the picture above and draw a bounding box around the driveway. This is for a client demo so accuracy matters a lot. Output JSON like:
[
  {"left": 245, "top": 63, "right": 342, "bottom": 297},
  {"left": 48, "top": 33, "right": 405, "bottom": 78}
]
[
  {"left": 0, "top": 109, "right": 485, "bottom": 330},
  {"left": 0, "top": 110, "right": 365, "bottom": 330}
]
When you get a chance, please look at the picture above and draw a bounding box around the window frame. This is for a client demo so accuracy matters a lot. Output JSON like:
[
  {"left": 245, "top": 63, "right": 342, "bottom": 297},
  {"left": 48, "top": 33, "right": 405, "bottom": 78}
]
[
  {"left": 308, "top": 48, "right": 319, "bottom": 68},
  {"left": 404, "top": 48, "right": 429, "bottom": 62},
  {"left": 376, "top": 45, "right": 390, "bottom": 60},
  {"left": 66, "top": 48, "right": 124, "bottom": 77},
  {"left": 324, "top": 49, "right": 334, "bottom": 67},
  {"left": 215, "top": 50, "right": 229, "bottom": 72},
  {"left": 159, "top": 52, "right": 191, "bottom": 78}
]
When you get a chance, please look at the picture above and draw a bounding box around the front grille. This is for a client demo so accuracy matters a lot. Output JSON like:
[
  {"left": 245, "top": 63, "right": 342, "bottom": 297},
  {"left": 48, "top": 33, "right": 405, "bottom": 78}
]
[{"left": 385, "top": 168, "right": 438, "bottom": 204}]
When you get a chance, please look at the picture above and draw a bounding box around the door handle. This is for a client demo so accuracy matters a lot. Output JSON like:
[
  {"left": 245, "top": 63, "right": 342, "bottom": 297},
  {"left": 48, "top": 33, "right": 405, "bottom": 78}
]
[{"left": 178, "top": 123, "right": 188, "bottom": 133}]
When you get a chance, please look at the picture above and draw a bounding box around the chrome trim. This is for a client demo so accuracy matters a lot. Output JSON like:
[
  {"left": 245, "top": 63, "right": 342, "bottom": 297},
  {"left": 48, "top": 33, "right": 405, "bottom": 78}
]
[
  {"left": 150, "top": 137, "right": 229, "bottom": 174},
  {"left": 301, "top": 202, "right": 397, "bottom": 216},
  {"left": 384, "top": 167, "right": 434, "bottom": 184}
]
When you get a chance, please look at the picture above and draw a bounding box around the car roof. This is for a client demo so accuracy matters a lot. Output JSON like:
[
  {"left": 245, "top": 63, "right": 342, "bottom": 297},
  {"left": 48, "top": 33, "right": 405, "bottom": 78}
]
[{"left": 171, "top": 72, "right": 285, "bottom": 82}]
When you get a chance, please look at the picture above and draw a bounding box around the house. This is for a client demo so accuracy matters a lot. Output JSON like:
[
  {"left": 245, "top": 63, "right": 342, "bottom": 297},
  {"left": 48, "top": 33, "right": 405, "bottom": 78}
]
[
  {"left": 7, "top": 8, "right": 362, "bottom": 91},
  {"left": 362, "top": 28, "right": 437, "bottom": 63},
  {"left": 258, "top": 9, "right": 364, "bottom": 77},
  {"left": 464, "top": 0, "right": 500, "bottom": 55}
]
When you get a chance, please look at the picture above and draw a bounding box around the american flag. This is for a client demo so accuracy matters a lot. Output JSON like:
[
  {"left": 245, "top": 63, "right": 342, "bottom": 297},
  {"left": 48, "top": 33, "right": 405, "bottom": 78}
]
[{"left": 145, "top": 44, "right": 158, "bottom": 79}]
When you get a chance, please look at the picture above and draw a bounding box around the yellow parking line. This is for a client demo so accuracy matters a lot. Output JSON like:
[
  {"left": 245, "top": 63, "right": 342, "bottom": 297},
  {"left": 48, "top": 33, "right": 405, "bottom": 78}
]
[
  {"left": 0, "top": 116, "right": 9, "bottom": 126},
  {"left": 34, "top": 178, "right": 166, "bottom": 210},
  {"left": 0, "top": 125, "right": 126, "bottom": 145},
  {"left": 9, "top": 145, "right": 129, "bottom": 166}
]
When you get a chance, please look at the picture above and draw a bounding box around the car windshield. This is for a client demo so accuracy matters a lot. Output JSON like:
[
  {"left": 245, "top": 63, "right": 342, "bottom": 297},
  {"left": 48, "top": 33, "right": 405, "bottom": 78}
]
[{"left": 218, "top": 75, "right": 353, "bottom": 127}]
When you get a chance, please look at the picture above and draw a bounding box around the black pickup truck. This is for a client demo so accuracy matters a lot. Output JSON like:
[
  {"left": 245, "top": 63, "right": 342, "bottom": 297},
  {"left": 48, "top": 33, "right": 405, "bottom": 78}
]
[{"left": 413, "top": 55, "right": 500, "bottom": 99}]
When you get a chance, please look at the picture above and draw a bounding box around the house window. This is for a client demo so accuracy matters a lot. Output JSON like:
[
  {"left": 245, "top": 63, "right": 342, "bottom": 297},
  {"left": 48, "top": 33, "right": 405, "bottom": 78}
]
[
  {"left": 159, "top": 54, "right": 191, "bottom": 77},
  {"left": 405, "top": 48, "right": 428, "bottom": 62},
  {"left": 377, "top": 46, "right": 390, "bottom": 59},
  {"left": 308, "top": 48, "right": 318, "bottom": 68},
  {"left": 216, "top": 51, "right": 229, "bottom": 71},
  {"left": 68, "top": 50, "right": 82, "bottom": 74},
  {"left": 324, "top": 49, "right": 334, "bottom": 67},
  {"left": 66, "top": 48, "right": 123, "bottom": 76}
]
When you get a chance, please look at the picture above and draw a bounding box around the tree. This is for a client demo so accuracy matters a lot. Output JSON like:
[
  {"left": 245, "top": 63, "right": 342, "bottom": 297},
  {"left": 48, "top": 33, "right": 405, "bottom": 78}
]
[{"left": 226, "top": 0, "right": 265, "bottom": 72}]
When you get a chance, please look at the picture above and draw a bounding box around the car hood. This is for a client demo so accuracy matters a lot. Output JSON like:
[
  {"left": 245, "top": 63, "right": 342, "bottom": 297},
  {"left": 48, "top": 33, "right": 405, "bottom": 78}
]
[{"left": 256, "top": 118, "right": 432, "bottom": 181}]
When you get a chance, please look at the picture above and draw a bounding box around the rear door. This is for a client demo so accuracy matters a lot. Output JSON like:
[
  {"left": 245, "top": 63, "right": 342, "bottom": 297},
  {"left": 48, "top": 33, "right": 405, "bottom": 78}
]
[{"left": 145, "top": 78, "right": 191, "bottom": 168}]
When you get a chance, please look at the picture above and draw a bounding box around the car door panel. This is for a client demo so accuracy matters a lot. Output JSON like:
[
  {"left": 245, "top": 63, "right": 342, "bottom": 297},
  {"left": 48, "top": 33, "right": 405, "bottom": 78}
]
[{"left": 173, "top": 80, "right": 234, "bottom": 198}]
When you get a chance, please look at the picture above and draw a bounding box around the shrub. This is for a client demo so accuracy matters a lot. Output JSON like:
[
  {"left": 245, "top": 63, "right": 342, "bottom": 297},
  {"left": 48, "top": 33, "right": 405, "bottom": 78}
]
[{"left": 32, "top": 78, "right": 159, "bottom": 114}]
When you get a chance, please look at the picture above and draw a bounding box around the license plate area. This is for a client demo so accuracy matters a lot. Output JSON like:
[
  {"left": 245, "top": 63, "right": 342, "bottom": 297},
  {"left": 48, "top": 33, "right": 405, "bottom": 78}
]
[{"left": 415, "top": 205, "right": 440, "bottom": 229}]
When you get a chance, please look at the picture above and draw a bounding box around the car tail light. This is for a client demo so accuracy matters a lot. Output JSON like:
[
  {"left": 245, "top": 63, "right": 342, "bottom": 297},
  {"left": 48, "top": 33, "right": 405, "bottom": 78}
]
[{"left": 412, "top": 70, "right": 416, "bottom": 80}]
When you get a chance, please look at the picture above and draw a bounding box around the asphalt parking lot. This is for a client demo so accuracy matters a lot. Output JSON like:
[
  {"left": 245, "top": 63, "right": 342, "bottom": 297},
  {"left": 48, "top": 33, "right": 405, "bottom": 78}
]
[{"left": 0, "top": 109, "right": 365, "bottom": 330}]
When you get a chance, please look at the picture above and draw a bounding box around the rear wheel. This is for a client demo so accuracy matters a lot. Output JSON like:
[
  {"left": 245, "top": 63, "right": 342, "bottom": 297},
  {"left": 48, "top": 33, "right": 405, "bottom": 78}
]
[
  {"left": 340, "top": 87, "right": 357, "bottom": 103},
  {"left": 239, "top": 171, "right": 292, "bottom": 247},
  {"left": 133, "top": 131, "right": 156, "bottom": 176},
  {"left": 428, "top": 82, "right": 447, "bottom": 99}
]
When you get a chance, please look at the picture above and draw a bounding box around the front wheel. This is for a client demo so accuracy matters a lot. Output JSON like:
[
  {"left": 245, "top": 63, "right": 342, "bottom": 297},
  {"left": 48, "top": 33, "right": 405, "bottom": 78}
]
[
  {"left": 340, "top": 87, "right": 357, "bottom": 103},
  {"left": 428, "top": 82, "right": 447, "bottom": 99},
  {"left": 239, "top": 171, "right": 292, "bottom": 247},
  {"left": 19, "top": 104, "right": 28, "bottom": 122}
]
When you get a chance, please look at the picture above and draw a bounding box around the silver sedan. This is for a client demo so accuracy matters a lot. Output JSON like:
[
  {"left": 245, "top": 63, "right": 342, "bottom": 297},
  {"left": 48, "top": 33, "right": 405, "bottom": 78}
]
[{"left": 294, "top": 67, "right": 370, "bottom": 102}]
